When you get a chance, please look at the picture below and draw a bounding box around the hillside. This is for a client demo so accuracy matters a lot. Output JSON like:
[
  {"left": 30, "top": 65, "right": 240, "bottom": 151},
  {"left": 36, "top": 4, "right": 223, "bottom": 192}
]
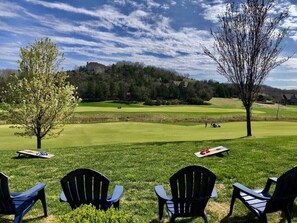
[
  {"left": 67, "top": 61, "right": 297, "bottom": 105},
  {"left": 67, "top": 61, "right": 214, "bottom": 105},
  {"left": 1, "top": 64, "right": 296, "bottom": 105}
]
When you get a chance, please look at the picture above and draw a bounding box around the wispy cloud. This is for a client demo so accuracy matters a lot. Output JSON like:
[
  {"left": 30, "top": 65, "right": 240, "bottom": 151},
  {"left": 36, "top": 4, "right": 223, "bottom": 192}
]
[
  {"left": 0, "top": 1, "right": 27, "bottom": 18},
  {"left": 0, "top": 0, "right": 214, "bottom": 76},
  {"left": 146, "top": 0, "right": 160, "bottom": 8},
  {"left": 111, "top": 0, "right": 126, "bottom": 6},
  {"left": 0, "top": 42, "right": 23, "bottom": 67},
  {"left": 1, "top": 0, "right": 297, "bottom": 89},
  {"left": 25, "top": 0, "right": 103, "bottom": 17},
  {"left": 198, "top": 0, "right": 226, "bottom": 23}
]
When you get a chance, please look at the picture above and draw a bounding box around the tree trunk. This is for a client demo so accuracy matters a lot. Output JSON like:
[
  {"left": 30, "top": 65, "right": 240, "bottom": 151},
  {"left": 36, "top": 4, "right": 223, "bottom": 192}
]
[
  {"left": 37, "top": 121, "right": 42, "bottom": 149},
  {"left": 246, "top": 106, "right": 252, "bottom": 137},
  {"left": 37, "top": 136, "right": 42, "bottom": 149}
]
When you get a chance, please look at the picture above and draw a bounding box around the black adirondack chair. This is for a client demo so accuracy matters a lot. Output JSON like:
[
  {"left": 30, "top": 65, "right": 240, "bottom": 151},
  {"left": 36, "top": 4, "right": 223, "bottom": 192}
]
[
  {"left": 0, "top": 172, "right": 47, "bottom": 223},
  {"left": 60, "top": 168, "right": 124, "bottom": 210},
  {"left": 228, "top": 166, "right": 297, "bottom": 223},
  {"left": 154, "top": 165, "right": 217, "bottom": 223}
]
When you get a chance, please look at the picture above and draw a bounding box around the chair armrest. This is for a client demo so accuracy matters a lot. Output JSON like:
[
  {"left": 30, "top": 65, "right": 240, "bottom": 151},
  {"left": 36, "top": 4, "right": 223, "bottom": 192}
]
[
  {"left": 233, "top": 183, "right": 270, "bottom": 200},
  {"left": 269, "top": 177, "right": 277, "bottom": 183},
  {"left": 211, "top": 186, "right": 218, "bottom": 198},
  {"left": 107, "top": 185, "right": 124, "bottom": 203},
  {"left": 154, "top": 185, "right": 170, "bottom": 201},
  {"left": 262, "top": 177, "right": 277, "bottom": 194},
  {"left": 59, "top": 191, "right": 67, "bottom": 202},
  {"left": 12, "top": 183, "right": 46, "bottom": 199}
]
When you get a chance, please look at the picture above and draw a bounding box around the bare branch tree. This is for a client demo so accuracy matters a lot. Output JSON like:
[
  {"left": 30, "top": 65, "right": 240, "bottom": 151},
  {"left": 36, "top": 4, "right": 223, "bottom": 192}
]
[{"left": 203, "top": 0, "right": 290, "bottom": 136}]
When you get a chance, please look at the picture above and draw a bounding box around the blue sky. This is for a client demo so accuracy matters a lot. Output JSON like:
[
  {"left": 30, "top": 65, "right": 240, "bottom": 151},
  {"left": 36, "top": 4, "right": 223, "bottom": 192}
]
[{"left": 1, "top": 0, "right": 297, "bottom": 89}]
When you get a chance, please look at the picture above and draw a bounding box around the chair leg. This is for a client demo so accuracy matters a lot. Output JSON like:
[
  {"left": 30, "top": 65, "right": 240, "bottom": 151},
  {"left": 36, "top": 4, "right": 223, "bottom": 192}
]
[
  {"left": 288, "top": 199, "right": 294, "bottom": 213},
  {"left": 158, "top": 199, "right": 165, "bottom": 220},
  {"left": 113, "top": 201, "right": 120, "bottom": 209},
  {"left": 202, "top": 211, "right": 208, "bottom": 223},
  {"left": 259, "top": 214, "right": 268, "bottom": 223},
  {"left": 228, "top": 188, "right": 238, "bottom": 216},
  {"left": 284, "top": 207, "right": 292, "bottom": 223},
  {"left": 39, "top": 188, "right": 48, "bottom": 217},
  {"left": 14, "top": 214, "right": 22, "bottom": 223}
]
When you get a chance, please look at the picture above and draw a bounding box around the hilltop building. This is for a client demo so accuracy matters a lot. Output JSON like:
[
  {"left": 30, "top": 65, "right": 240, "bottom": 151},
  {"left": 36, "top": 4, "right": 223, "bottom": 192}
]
[{"left": 86, "top": 62, "right": 106, "bottom": 73}]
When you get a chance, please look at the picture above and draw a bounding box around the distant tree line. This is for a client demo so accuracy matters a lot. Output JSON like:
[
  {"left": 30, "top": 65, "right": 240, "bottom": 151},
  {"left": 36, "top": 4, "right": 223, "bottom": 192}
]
[{"left": 0, "top": 62, "right": 296, "bottom": 105}]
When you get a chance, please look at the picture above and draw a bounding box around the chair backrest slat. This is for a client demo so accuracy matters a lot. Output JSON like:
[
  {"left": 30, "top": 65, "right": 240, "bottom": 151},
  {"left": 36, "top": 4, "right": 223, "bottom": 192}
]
[
  {"left": 266, "top": 166, "right": 297, "bottom": 212},
  {"left": 0, "top": 172, "right": 14, "bottom": 214},
  {"left": 61, "top": 168, "right": 109, "bottom": 210},
  {"left": 85, "top": 174, "right": 93, "bottom": 201},
  {"left": 169, "top": 165, "right": 216, "bottom": 217},
  {"left": 76, "top": 173, "right": 85, "bottom": 202}
]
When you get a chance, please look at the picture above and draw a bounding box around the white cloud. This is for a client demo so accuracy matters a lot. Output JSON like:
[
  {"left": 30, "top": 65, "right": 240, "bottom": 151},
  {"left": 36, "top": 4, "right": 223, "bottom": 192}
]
[
  {"left": 146, "top": 0, "right": 160, "bottom": 8},
  {"left": 288, "top": 4, "right": 297, "bottom": 16},
  {"left": 0, "top": 1, "right": 26, "bottom": 18},
  {"left": 25, "top": 0, "right": 131, "bottom": 25},
  {"left": 25, "top": 0, "right": 100, "bottom": 17},
  {"left": 1, "top": 0, "right": 216, "bottom": 74},
  {"left": 274, "top": 57, "right": 297, "bottom": 71},
  {"left": 2, "top": 0, "right": 296, "bottom": 88},
  {"left": 268, "top": 77, "right": 297, "bottom": 82},
  {"left": 0, "top": 42, "right": 25, "bottom": 68},
  {"left": 112, "top": 0, "right": 126, "bottom": 6},
  {"left": 161, "top": 4, "right": 170, "bottom": 10},
  {"left": 199, "top": 1, "right": 226, "bottom": 23},
  {"left": 273, "top": 85, "right": 297, "bottom": 89}
]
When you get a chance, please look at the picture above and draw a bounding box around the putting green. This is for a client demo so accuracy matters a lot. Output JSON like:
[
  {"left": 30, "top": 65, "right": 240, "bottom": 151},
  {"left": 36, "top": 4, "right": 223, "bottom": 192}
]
[{"left": 0, "top": 121, "right": 296, "bottom": 150}]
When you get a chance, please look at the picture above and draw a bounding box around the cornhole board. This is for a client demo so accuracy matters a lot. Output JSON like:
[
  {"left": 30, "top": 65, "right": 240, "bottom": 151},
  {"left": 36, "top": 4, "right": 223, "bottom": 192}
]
[
  {"left": 16, "top": 150, "right": 54, "bottom": 159},
  {"left": 195, "top": 146, "right": 229, "bottom": 158}
]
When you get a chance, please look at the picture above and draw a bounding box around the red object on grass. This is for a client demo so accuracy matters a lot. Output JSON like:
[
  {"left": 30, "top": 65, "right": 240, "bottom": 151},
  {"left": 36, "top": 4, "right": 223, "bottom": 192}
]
[{"left": 200, "top": 149, "right": 210, "bottom": 155}]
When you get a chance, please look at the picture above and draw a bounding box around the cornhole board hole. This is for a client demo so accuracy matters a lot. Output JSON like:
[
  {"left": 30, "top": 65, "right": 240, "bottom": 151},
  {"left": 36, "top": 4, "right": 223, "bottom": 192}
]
[
  {"left": 195, "top": 146, "right": 229, "bottom": 158},
  {"left": 16, "top": 150, "right": 54, "bottom": 159}
]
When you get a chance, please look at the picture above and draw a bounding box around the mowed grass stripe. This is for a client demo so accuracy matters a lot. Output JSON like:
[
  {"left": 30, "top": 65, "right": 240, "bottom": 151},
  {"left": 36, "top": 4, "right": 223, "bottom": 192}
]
[{"left": 0, "top": 121, "right": 296, "bottom": 150}]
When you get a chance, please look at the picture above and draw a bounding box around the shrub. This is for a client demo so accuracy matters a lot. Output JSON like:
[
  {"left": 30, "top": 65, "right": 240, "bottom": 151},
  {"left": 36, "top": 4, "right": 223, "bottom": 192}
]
[
  {"left": 144, "top": 99, "right": 154, "bottom": 105},
  {"left": 155, "top": 99, "right": 162, "bottom": 106},
  {"left": 186, "top": 97, "right": 204, "bottom": 105},
  {"left": 58, "top": 205, "right": 141, "bottom": 223}
]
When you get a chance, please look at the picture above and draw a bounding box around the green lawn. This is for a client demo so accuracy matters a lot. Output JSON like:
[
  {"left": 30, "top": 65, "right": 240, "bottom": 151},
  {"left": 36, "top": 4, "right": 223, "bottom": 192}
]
[
  {"left": 1, "top": 99, "right": 297, "bottom": 222},
  {"left": 1, "top": 135, "right": 297, "bottom": 222},
  {"left": 1, "top": 121, "right": 297, "bottom": 150},
  {"left": 72, "top": 99, "right": 297, "bottom": 124},
  {"left": 2, "top": 98, "right": 297, "bottom": 123}
]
